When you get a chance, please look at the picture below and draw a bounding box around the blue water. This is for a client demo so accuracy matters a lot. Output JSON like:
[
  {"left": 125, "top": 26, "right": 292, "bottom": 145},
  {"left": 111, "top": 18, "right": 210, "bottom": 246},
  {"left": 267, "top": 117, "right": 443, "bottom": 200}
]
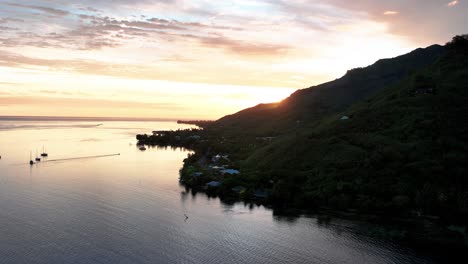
[{"left": 0, "top": 120, "right": 436, "bottom": 263}]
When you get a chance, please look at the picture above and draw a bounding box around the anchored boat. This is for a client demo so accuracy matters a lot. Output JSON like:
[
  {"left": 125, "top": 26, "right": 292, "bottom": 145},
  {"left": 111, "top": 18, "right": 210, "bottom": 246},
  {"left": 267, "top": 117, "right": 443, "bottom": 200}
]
[
  {"left": 29, "top": 151, "right": 34, "bottom": 165},
  {"left": 40, "top": 146, "right": 48, "bottom": 157},
  {"left": 35, "top": 149, "right": 41, "bottom": 162}
]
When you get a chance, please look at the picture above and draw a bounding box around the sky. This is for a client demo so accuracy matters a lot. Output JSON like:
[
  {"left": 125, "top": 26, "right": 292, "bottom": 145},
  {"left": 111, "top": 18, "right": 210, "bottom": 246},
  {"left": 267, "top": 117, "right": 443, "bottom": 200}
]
[{"left": 0, "top": 0, "right": 466, "bottom": 119}]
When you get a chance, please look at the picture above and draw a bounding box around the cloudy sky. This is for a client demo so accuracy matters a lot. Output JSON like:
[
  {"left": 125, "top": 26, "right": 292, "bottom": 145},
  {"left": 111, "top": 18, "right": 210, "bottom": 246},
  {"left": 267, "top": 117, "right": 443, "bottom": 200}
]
[{"left": 0, "top": 0, "right": 466, "bottom": 119}]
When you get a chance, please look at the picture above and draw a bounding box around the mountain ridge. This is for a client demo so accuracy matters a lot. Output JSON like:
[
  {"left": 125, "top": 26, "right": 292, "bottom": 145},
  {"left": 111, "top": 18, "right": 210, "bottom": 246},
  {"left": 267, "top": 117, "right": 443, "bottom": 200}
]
[{"left": 212, "top": 44, "right": 446, "bottom": 135}]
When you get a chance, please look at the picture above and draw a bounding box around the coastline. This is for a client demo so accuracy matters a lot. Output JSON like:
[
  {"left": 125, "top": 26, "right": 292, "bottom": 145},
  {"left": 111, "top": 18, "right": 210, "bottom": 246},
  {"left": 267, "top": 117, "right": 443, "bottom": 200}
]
[{"left": 136, "top": 127, "right": 468, "bottom": 254}]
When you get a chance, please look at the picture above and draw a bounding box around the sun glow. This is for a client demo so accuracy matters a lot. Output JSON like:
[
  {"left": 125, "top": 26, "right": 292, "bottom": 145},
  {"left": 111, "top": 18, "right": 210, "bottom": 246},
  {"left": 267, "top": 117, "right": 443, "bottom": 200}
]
[
  {"left": 0, "top": 68, "right": 295, "bottom": 119},
  {"left": 1, "top": 0, "right": 462, "bottom": 119}
]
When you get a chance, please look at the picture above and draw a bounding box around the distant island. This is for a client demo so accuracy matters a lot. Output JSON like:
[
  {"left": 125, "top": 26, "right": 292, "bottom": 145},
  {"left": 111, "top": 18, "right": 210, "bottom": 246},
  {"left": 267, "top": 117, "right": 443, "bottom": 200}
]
[{"left": 138, "top": 35, "right": 468, "bottom": 249}]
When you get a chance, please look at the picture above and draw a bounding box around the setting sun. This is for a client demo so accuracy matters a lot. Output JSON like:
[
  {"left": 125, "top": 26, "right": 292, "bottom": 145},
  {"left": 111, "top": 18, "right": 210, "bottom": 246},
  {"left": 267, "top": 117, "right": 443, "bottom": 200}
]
[{"left": 3, "top": 0, "right": 465, "bottom": 119}]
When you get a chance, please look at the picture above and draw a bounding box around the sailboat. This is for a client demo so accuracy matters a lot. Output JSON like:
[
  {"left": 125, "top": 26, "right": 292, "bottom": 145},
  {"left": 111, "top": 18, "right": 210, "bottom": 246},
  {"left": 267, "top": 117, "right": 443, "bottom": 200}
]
[
  {"left": 35, "top": 149, "right": 41, "bottom": 162},
  {"left": 29, "top": 151, "right": 34, "bottom": 165},
  {"left": 40, "top": 146, "right": 48, "bottom": 157}
]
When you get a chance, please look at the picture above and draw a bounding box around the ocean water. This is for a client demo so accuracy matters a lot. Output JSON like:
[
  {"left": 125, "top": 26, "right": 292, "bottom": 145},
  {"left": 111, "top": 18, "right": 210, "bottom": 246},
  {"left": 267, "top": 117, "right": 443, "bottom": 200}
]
[{"left": 0, "top": 120, "right": 436, "bottom": 264}]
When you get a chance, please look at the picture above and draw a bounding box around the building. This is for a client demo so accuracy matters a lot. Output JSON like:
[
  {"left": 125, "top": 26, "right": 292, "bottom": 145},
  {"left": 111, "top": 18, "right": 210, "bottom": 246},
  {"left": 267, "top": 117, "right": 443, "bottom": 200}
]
[
  {"left": 212, "top": 154, "right": 230, "bottom": 162},
  {"left": 221, "top": 169, "right": 240, "bottom": 175},
  {"left": 152, "top": 131, "right": 167, "bottom": 136},
  {"left": 206, "top": 181, "right": 221, "bottom": 188}
]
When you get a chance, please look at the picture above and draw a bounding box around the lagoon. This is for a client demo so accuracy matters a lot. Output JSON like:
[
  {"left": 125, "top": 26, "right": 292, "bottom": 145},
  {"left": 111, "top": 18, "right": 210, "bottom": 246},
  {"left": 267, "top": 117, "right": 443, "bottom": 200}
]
[{"left": 0, "top": 119, "right": 437, "bottom": 263}]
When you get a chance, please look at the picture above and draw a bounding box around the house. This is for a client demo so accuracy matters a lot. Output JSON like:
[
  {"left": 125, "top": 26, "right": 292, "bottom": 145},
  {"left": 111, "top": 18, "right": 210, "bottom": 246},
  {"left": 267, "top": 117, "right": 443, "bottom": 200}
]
[
  {"left": 212, "top": 155, "right": 221, "bottom": 162},
  {"left": 189, "top": 135, "right": 201, "bottom": 140},
  {"left": 340, "top": 116, "right": 350, "bottom": 120},
  {"left": 212, "top": 154, "right": 230, "bottom": 162},
  {"left": 206, "top": 181, "right": 221, "bottom": 188},
  {"left": 221, "top": 169, "right": 240, "bottom": 175},
  {"left": 152, "top": 131, "right": 167, "bottom": 136}
]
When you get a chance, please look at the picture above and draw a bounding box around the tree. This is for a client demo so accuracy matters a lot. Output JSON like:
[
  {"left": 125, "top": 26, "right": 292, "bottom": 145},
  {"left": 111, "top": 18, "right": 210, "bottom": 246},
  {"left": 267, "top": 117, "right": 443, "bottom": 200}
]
[{"left": 447, "top": 35, "right": 468, "bottom": 52}]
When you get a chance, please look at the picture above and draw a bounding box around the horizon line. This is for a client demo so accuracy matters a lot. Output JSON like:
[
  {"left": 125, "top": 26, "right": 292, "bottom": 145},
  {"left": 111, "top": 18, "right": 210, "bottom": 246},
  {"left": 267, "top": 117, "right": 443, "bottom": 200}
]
[{"left": 0, "top": 115, "right": 213, "bottom": 122}]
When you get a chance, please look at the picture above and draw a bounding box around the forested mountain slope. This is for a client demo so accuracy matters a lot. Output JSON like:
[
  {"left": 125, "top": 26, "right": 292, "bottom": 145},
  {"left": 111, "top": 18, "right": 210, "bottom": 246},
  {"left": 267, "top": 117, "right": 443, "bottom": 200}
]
[
  {"left": 211, "top": 44, "right": 445, "bottom": 136},
  {"left": 233, "top": 36, "right": 468, "bottom": 220}
]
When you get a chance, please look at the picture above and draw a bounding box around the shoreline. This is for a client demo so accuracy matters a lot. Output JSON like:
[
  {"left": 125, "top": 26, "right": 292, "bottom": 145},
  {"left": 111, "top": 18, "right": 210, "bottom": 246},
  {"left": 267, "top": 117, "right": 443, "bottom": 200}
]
[{"left": 136, "top": 128, "right": 468, "bottom": 253}]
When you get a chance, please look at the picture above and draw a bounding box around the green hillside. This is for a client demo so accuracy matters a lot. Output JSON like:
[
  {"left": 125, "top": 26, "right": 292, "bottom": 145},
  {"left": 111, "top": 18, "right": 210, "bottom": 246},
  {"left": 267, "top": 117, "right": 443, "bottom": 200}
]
[
  {"left": 221, "top": 36, "right": 468, "bottom": 221},
  {"left": 211, "top": 44, "right": 445, "bottom": 136},
  {"left": 138, "top": 36, "right": 467, "bottom": 224},
  {"left": 190, "top": 36, "right": 466, "bottom": 221}
]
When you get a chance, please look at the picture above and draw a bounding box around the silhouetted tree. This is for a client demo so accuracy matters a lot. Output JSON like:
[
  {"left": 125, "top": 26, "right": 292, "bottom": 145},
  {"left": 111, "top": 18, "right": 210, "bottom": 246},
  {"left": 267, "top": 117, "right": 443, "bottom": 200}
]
[{"left": 447, "top": 34, "right": 468, "bottom": 52}]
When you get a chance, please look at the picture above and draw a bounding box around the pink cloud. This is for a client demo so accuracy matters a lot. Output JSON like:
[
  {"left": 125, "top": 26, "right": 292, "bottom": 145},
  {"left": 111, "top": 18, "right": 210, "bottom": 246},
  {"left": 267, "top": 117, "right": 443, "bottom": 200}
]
[{"left": 447, "top": 0, "right": 459, "bottom": 7}]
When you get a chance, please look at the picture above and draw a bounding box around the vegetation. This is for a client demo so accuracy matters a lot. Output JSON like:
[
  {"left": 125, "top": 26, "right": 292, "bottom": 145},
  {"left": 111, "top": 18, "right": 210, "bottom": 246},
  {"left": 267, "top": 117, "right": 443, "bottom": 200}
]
[
  {"left": 138, "top": 35, "right": 468, "bottom": 247},
  {"left": 136, "top": 129, "right": 203, "bottom": 148},
  {"left": 210, "top": 43, "right": 446, "bottom": 136},
  {"left": 192, "top": 36, "right": 467, "bottom": 216}
]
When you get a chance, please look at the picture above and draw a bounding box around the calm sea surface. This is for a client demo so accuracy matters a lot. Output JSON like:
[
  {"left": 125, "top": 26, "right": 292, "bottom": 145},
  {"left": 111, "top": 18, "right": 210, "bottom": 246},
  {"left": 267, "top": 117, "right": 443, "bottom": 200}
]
[{"left": 0, "top": 120, "right": 437, "bottom": 263}]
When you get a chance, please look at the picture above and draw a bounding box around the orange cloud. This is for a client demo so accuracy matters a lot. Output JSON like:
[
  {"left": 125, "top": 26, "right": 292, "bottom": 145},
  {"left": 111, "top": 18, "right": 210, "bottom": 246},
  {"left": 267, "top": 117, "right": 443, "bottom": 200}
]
[{"left": 383, "top": 11, "right": 399, "bottom": 15}]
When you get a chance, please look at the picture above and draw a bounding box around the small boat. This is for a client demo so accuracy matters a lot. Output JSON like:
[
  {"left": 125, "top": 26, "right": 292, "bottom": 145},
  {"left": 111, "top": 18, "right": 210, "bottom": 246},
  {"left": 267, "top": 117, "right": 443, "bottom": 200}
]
[
  {"left": 40, "top": 146, "right": 48, "bottom": 157},
  {"left": 139, "top": 146, "right": 147, "bottom": 151},
  {"left": 29, "top": 151, "right": 34, "bottom": 165},
  {"left": 35, "top": 150, "right": 41, "bottom": 162}
]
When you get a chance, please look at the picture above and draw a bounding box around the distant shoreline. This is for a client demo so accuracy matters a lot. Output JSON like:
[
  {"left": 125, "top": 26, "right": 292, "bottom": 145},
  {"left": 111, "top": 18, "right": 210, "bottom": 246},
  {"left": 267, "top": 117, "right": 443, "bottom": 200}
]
[
  {"left": 177, "top": 120, "right": 214, "bottom": 127},
  {"left": 0, "top": 116, "right": 181, "bottom": 122}
]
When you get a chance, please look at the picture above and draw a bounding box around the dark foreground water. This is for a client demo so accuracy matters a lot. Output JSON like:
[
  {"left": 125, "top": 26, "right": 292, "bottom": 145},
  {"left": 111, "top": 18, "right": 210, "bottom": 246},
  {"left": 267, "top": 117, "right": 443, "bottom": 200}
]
[{"left": 0, "top": 120, "right": 439, "bottom": 263}]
